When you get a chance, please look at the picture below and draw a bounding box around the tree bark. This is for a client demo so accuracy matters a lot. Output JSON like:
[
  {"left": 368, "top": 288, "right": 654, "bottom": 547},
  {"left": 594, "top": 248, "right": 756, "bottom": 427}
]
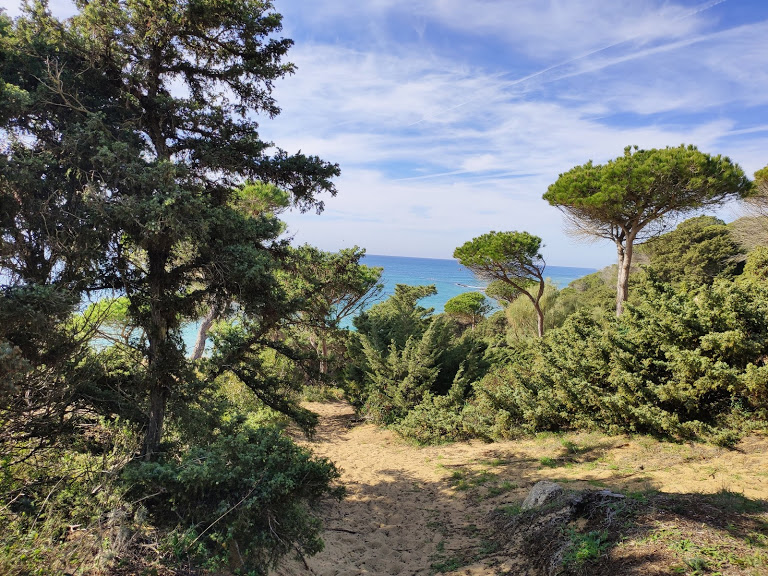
[
  {"left": 534, "top": 301, "right": 545, "bottom": 338},
  {"left": 143, "top": 248, "right": 171, "bottom": 460},
  {"left": 144, "top": 384, "right": 167, "bottom": 460},
  {"left": 615, "top": 235, "right": 634, "bottom": 316},
  {"left": 191, "top": 302, "right": 221, "bottom": 360},
  {"left": 320, "top": 337, "right": 328, "bottom": 375}
]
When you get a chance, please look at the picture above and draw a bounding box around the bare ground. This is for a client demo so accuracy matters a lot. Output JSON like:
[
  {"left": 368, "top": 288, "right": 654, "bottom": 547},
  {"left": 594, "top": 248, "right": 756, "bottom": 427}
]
[{"left": 272, "top": 402, "right": 768, "bottom": 576}]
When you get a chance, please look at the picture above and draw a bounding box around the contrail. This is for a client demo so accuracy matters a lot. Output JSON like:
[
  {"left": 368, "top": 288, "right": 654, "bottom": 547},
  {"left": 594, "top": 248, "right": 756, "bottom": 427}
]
[{"left": 407, "top": 0, "right": 729, "bottom": 127}]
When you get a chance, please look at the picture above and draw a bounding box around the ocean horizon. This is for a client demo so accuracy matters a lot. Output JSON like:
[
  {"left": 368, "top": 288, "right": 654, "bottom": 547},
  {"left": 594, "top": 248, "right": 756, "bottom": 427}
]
[
  {"left": 360, "top": 254, "right": 596, "bottom": 315},
  {"left": 181, "top": 254, "right": 597, "bottom": 350}
]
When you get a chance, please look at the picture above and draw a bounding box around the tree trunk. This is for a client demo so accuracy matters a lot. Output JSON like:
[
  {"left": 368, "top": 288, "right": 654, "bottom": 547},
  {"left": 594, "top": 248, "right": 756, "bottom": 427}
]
[
  {"left": 615, "top": 236, "right": 634, "bottom": 316},
  {"left": 144, "top": 384, "right": 167, "bottom": 459},
  {"left": 520, "top": 278, "right": 546, "bottom": 337},
  {"left": 143, "top": 249, "right": 171, "bottom": 460},
  {"left": 320, "top": 337, "right": 328, "bottom": 375},
  {"left": 191, "top": 302, "right": 221, "bottom": 360},
  {"left": 534, "top": 301, "right": 545, "bottom": 338}
]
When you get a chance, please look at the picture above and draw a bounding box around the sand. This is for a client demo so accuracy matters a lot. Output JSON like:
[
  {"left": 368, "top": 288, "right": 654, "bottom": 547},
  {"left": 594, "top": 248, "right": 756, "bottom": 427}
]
[{"left": 272, "top": 401, "right": 768, "bottom": 576}]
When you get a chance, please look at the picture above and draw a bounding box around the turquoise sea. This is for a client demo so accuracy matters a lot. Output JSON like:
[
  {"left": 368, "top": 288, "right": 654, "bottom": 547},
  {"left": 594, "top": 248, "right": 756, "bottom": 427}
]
[
  {"left": 182, "top": 255, "right": 596, "bottom": 350},
  {"left": 360, "top": 254, "right": 596, "bottom": 314}
]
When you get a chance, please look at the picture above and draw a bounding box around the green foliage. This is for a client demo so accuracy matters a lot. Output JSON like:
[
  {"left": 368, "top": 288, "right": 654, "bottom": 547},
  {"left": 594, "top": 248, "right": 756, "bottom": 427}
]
[
  {"left": 235, "top": 180, "right": 291, "bottom": 218},
  {"left": 1, "top": 0, "right": 340, "bottom": 459},
  {"left": 502, "top": 282, "right": 572, "bottom": 340},
  {"left": 444, "top": 291, "right": 490, "bottom": 328},
  {"left": 359, "top": 316, "right": 449, "bottom": 424},
  {"left": 346, "top": 285, "right": 491, "bottom": 436},
  {"left": 393, "top": 390, "right": 471, "bottom": 444},
  {"left": 454, "top": 231, "right": 547, "bottom": 336},
  {"left": 342, "top": 284, "right": 439, "bottom": 408},
  {"left": 285, "top": 245, "right": 383, "bottom": 330},
  {"left": 125, "top": 417, "right": 342, "bottom": 574},
  {"left": 0, "top": 1, "right": 345, "bottom": 572},
  {"left": 354, "top": 284, "right": 437, "bottom": 351},
  {"left": 0, "top": 418, "right": 141, "bottom": 576},
  {"left": 392, "top": 345, "right": 490, "bottom": 443},
  {"left": 544, "top": 145, "right": 752, "bottom": 314},
  {"left": 544, "top": 145, "right": 752, "bottom": 230},
  {"left": 485, "top": 279, "right": 520, "bottom": 305},
  {"left": 562, "top": 529, "right": 609, "bottom": 568},
  {"left": 454, "top": 230, "right": 544, "bottom": 272},
  {"left": 746, "top": 165, "right": 768, "bottom": 218},
  {"left": 741, "top": 245, "right": 768, "bottom": 283},
  {"left": 639, "top": 216, "right": 743, "bottom": 286},
  {"left": 549, "top": 271, "right": 616, "bottom": 320},
  {"left": 466, "top": 275, "right": 768, "bottom": 439}
]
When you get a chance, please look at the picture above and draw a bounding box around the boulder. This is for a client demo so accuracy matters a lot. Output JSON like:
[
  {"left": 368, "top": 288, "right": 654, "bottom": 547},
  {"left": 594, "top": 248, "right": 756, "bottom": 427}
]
[{"left": 521, "top": 481, "right": 563, "bottom": 510}]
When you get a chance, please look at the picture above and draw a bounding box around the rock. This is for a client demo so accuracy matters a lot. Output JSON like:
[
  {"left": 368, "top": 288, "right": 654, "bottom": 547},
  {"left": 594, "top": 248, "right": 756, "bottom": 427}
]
[
  {"left": 521, "top": 481, "right": 563, "bottom": 510},
  {"left": 597, "top": 489, "right": 625, "bottom": 499}
]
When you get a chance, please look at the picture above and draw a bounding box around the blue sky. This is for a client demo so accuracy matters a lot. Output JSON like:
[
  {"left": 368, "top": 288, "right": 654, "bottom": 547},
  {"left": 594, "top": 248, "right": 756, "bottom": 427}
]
[{"left": 4, "top": 0, "right": 768, "bottom": 267}]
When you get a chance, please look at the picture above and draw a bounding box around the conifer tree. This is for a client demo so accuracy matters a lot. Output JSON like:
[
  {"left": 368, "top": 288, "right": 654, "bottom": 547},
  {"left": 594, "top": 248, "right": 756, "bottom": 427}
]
[{"left": 0, "top": 0, "right": 339, "bottom": 457}]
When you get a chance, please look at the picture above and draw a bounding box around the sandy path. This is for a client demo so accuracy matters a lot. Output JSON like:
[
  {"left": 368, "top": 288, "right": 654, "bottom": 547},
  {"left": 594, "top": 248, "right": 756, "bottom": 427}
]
[{"left": 272, "top": 402, "right": 768, "bottom": 576}]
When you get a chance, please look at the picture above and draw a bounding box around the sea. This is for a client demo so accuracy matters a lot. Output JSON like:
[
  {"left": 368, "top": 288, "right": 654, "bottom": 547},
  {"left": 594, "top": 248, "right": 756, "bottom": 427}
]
[
  {"left": 181, "top": 255, "right": 595, "bottom": 350},
  {"left": 360, "top": 254, "right": 596, "bottom": 315}
]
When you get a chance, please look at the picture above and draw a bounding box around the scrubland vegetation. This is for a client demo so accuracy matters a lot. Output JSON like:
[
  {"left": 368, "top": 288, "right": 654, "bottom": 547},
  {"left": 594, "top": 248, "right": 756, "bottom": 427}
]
[
  {"left": 347, "top": 216, "right": 768, "bottom": 447},
  {"left": 2, "top": 0, "right": 768, "bottom": 574}
]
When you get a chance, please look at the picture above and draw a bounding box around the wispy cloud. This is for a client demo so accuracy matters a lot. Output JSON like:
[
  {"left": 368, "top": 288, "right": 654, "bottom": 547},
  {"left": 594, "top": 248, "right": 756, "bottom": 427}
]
[
  {"left": 270, "top": 1, "right": 768, "bottom": 266},
  {"left": 4, "top": 0, "right": 767, "bottom": 266}
]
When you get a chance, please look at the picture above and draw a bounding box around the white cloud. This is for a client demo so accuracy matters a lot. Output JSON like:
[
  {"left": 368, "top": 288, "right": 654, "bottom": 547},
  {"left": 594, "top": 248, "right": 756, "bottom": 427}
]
[
  {"left": 280, "top": 0, "right": 716, "bottom": 60},
  {"left": 4, "top": 0, "right": 766, "bottom": 267},
  {"left": 264, "top": 9, "right": 768, "bottom": 268}
]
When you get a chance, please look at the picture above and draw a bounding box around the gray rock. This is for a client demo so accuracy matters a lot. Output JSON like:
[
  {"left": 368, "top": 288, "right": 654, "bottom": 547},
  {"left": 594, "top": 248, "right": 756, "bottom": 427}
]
[
  {"left": 521, "top": 481, "right": 563, "bottom": 510},
  {"left": 597, "top": 489, "right": 625, "bottom": 499}
]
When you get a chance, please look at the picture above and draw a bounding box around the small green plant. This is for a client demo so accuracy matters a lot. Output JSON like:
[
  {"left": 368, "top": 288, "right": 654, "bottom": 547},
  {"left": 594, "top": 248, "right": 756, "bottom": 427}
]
[
  {"left": 474, "top": 538, "right": 499, "bottom": 559},
  {"left": 430, "top": 556, "right": 464, "bottom": 573},
  {"left": 539, "top": 457, "right": 558, "bottom": 467},
  {"left": 561, "top": 439, "right": 579, "bottom": 454},
  {"left": 497, "top": 503, "right": 522, "bottom": 517},
  {"left": 454, "top": 479, "right": 470, "bottom": 491},
  {"left": 562, "top": 530, "right": 609, "bottom": 568},
  {"left": 710, "top": 429, "right": 740, "bottom": 448},
  {"left": 745, "top": 531, "right": 768, "bottom": 548},
  {"left": 686, "top": 555, "right": 710, "bottom": 573},
  {"left": 486, "top": 480, "right": 517, "bottom": 498},
  {"left": 626, "top": 489, "right": 657, "bottom": 503}
]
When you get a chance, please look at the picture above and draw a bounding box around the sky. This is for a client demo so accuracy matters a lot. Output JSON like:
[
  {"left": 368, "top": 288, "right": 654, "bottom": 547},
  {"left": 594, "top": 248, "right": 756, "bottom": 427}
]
[{"left": 3, "top": 0, "right": 768, "bottom": 268}]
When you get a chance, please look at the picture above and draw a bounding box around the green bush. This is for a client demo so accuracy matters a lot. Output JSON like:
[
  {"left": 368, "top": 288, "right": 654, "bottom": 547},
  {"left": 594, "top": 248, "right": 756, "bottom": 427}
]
[
  {"left": 480, "top": 281, "right": 768, "bottom": 441},
  {"left": 347, "top": 284, "right": 491, "bottom": 427},
  {"left": 638, "top": 216, "right": 743, "bottom": 286},
  {"left": 0, "top": 418, "right": 141, "bottom": 575},
  {"left": 126, "top": 417, "right": 343, "bottom": 574},
  {"left": 465, "top": 276, "right": 768, "bottom": 440},
  {"left": 349, "top": 241, "right": 768, "bottom": 445}
]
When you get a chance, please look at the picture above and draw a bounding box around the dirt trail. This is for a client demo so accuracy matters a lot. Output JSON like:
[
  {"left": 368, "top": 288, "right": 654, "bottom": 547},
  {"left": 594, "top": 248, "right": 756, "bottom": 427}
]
[{"left": 272, "top": 402, "right": 768, "bottom": 576}]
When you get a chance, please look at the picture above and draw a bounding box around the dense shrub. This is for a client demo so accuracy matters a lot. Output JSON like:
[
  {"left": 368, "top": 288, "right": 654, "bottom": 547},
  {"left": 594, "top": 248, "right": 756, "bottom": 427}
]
[
  {"left": 0, "top": 419, "right": 141, "bottom": 575},
  {"left": 126, "top": 417, "right": 342, "bottom": 574},
  {"left": 466, "top": 274, "right": 768, "bottom": 439},
  {"left": 638, "top": 216, "right": 743, "bottom": 286}
]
